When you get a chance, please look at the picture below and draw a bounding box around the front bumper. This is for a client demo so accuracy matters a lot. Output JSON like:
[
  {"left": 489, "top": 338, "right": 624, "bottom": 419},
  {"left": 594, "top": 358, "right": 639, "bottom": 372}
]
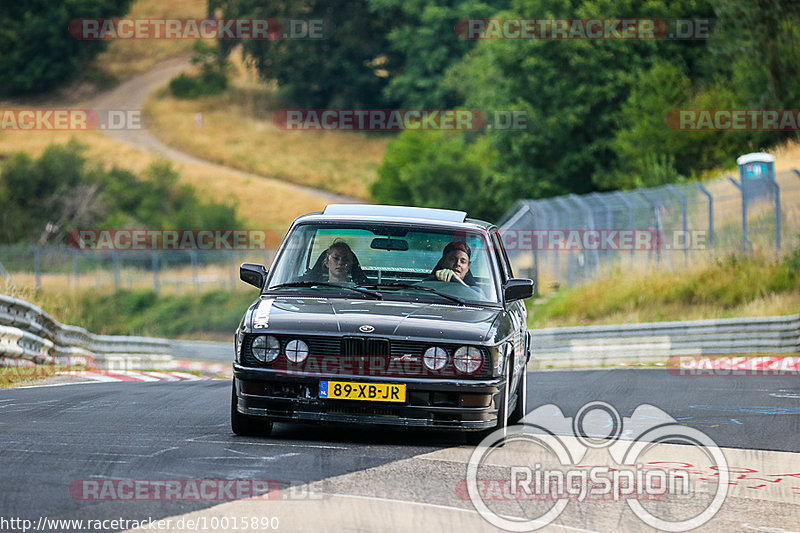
[{"left": 233, "top": 364, "right": 504, "bottom": 430}]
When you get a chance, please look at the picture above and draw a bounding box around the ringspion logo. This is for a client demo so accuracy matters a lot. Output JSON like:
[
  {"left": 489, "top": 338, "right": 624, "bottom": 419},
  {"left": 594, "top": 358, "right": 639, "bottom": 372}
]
[{"left": 467, "top": 402, "right": 728, "bottom": 531}]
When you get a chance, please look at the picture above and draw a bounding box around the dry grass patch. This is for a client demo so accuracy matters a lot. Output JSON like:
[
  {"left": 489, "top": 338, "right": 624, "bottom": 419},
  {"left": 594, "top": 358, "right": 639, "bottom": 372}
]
[{"left": 144, "top": 50, "right": 388, "bottom": 198}]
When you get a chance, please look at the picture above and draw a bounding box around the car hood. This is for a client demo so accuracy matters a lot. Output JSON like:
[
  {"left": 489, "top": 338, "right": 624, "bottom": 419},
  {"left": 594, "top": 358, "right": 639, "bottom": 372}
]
[{"left": 246, "top": 297, "right": 502, "bottom": 343}]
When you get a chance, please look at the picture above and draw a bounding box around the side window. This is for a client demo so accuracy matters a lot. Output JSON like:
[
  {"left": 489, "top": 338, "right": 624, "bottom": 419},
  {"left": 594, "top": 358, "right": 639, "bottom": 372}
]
[{"left": 490, "top": 231, "right": 511, "bottom": 282}]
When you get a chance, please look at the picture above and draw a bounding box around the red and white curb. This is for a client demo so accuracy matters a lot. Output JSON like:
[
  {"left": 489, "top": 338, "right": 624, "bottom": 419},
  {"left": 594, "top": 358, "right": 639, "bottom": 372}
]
[
  {"left": 174, "top": 360, "right": 232, "bottom": 376},
  {"left": 56, "top": 370, "right": 211, "bottom": 382}
]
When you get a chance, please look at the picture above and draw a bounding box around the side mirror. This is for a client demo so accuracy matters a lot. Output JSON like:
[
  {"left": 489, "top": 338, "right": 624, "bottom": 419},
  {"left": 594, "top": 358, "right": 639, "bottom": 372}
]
[
  {"left": 240, "top": 263, "right": 268, "bottom": 289},
  {"left": 503, "top": 278, "right": 534, "bottom": 302}
]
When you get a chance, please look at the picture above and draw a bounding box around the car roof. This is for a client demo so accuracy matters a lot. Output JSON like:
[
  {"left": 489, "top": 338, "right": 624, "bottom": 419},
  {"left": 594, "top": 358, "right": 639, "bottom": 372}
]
[
  {"left": 295, "top": 204, "right": 494, "bottom": 230},
  {"left": 323, "top": 204, "right": 466, "bottom": 222}
]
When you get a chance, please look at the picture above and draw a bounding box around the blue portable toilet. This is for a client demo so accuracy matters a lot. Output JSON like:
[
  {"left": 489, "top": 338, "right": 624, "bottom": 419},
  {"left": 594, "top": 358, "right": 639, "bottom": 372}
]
[{"left": 736, "top": 152, "right": 775, "bottom": 205}]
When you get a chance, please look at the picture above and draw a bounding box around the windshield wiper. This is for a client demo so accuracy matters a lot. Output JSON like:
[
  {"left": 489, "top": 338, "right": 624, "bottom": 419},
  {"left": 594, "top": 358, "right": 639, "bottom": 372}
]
[
  {"left": 269, "top": 281, "right": 382, "bottom": 300},
  {"left": 360, "top": 282, "right": 466, "bottom": 306}
]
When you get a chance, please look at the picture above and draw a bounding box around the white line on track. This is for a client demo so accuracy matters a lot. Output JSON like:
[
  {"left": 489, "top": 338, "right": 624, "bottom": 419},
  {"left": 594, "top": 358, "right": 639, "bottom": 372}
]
[
  {"left": 318, "top": 492, "right": 603, "bottom": 533},
  {"left": 187, "top": 438, "right": 349, "bottom": 450}
]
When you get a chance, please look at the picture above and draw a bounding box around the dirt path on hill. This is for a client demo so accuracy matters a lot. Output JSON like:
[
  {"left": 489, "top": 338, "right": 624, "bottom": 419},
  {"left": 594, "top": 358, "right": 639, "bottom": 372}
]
[{"left": 86, "top": 57, "right": 356, "bottom": 204}]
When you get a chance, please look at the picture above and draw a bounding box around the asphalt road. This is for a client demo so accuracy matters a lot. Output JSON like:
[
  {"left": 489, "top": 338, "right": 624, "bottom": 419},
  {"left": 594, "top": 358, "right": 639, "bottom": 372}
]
[{"left": 0, "top": 370, "right": 797, "bottom": 532}]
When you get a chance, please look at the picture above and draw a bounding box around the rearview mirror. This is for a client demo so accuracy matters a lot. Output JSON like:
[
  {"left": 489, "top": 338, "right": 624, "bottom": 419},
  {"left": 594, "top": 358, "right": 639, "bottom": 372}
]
[
  {"left": 370, "top": 237, "right": 409, "bottom": 251},
  {"left": 240, "top": 263, "right": 268, "bottom": 289},
  {"left": 503, "top": 278, "right": 534, "bottom": 302}
]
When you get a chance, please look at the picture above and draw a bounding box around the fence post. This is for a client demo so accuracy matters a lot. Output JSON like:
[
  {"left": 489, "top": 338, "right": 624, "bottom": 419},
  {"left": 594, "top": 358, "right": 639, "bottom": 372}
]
[
  {"left": 773, "top": 180, "right": 781, "bottom": 251},
  {"left": 638, "top": 188, "right": 668, "bottom": 268},
  {"left": 190, "top": 250, "right": 199, "bottom": 295},
  {"left": 536, "top": 202, "right": 558, "bottom": 282},
  {"left": 151, "top": 252, "right": 160, "bottom": 295},
  {"left": 33, "top": 246, "right": 41, "bottom": 290},
  {"left": 72, "top": 249, "right": 80, "bottom": 289},
  {"left": 612, "top": 191, "right": 635, "bottom": 269},
  {"left": 554, "top": 197, "right": 575, "bottom": 286},
  {"left": 727, "top": 176, "right": 747, "bottom": 252},
  {"left": 228, "top": 251, "right": 236, "bottom": 289},
  {"left": 694, "top": 183, "right": 714, "bottom": 249},
  {"left": 569, "top": 193, "right": 601, "bottom": 279},
  {"left": 589, "top": 192, "right": 618, "bottom": 274},
  {"left": 666, "top": 184, "right": 689, "bottom": 266},
  {"left": 112, "top": 251, "right": 120, "bottom": 292}
]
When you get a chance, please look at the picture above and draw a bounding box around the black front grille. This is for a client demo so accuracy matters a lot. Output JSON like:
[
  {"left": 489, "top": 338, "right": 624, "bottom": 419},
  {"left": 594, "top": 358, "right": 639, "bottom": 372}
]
[
  {"left": 367, "top": 338, "right": 390, "bottom": 356},
  {"left": 342, "top": 337, "right": 362, "bottom": 356},
  {"left": 241, "top": 334, "right": 491, "bottom": 378},
  {"left": 341, "top": 337, "right": 390, "bottom": 357}
]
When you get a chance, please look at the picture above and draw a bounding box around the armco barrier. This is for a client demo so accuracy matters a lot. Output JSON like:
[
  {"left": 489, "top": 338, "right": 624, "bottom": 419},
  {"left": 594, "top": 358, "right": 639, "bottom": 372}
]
[
  {"left": 3, "top": 293, "right": 798, "bottom": 372},
  {"left": 0, "top": 295, "right": 173, "bottom": 370},
  {"left": 528, "top": 314, "right": 800, "bottom": 369}
]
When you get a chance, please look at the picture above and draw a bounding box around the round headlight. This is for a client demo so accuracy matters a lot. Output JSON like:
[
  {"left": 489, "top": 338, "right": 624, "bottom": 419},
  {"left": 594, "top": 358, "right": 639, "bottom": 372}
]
[
  {"left": 285, "top": 339, "right": 309, "bottom": 363},
  {"left": 454, "top": 346, "right": 483, "bottom": 374},
  {"left": 251, "top": 335, "right": 280, "bottom": 363},
  {"left": 423, "top": 346, "right": 448, "bottom": 371}
]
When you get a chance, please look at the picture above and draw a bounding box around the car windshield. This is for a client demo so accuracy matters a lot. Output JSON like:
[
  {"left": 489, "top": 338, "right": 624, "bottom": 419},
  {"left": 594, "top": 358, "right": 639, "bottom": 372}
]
[{"left": 266, "top": 223, "right": 499, "bottom": 303}]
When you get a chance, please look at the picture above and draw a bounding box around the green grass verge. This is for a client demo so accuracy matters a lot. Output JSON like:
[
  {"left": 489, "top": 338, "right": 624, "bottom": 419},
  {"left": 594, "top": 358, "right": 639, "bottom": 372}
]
[
  {"left": 66, "top": 289, "right": 257, "bottom": 338},
  {"left": 527, "top": 248, "right": 800, "bottom": 328}
]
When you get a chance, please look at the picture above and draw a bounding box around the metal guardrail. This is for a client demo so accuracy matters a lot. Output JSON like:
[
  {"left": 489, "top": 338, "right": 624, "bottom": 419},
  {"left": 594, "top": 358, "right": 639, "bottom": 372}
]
[
  {"left": 3, "top": 293, "right": 797, "bottom": 372},
  {"left": 0, "top": 295, "right": 173, "bottom": 370},
  {"left": 528, "top": 314, "right": 800, "bottom": 368}
]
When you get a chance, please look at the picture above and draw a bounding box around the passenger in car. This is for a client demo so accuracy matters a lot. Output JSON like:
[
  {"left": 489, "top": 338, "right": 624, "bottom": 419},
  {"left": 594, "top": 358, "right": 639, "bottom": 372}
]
[
  {"left": 299, "top": 241, "right": 369, "bottom": 284},
  {"left": 428, "top": 241, "right": 479, "bottom": 288}
]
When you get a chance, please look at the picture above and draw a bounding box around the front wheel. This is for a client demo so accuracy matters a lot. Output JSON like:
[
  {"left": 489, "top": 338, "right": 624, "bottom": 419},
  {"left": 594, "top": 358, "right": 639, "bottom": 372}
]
[
  {"left": 231, "top": 380, "right": 273, "bottom": 437},
  {"left": 508, "top": 369, "right": 527, "bottom": 424}
]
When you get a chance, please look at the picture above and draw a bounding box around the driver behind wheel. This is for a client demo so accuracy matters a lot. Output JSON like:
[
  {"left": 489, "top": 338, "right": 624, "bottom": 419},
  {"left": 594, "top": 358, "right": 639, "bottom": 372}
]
[{"left": 428, "top": 241, "right": 480, "bottom": 289}]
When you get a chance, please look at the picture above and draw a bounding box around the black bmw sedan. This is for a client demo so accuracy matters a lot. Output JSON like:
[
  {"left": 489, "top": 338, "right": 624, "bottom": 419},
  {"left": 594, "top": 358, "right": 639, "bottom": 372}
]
[{"left": 232, "top": 204, "right": 534, "bottom": 442}]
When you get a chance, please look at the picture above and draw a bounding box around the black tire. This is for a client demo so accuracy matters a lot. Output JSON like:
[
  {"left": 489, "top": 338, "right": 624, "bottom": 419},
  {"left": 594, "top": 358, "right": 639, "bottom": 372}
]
[
  {"left": 508, "top": 368, "right": 527, "bottom": 424},
  {"left": 231, "top": 380, "right": 273, "bottom": 437}
]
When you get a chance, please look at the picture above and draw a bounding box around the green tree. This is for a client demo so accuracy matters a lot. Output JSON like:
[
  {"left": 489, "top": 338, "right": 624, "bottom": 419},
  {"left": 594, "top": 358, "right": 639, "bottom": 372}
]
[
  {"left": 0, "top": 0, "right": 133, "bottom": 95},
  {"left": 0, "top": 142, "right": 240, "bottom": 244},
  {"left": 371, "top": 129, "right": 501, "bottom": 219},
  {"left": 445, "top": 0, "right": 713, "bottom": 203},
  {"left": 212, "top": 0, "right": 400, "bottom": 108},
  {"left": 367, "top": 0, "right": 509, "bottom": 108}
]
